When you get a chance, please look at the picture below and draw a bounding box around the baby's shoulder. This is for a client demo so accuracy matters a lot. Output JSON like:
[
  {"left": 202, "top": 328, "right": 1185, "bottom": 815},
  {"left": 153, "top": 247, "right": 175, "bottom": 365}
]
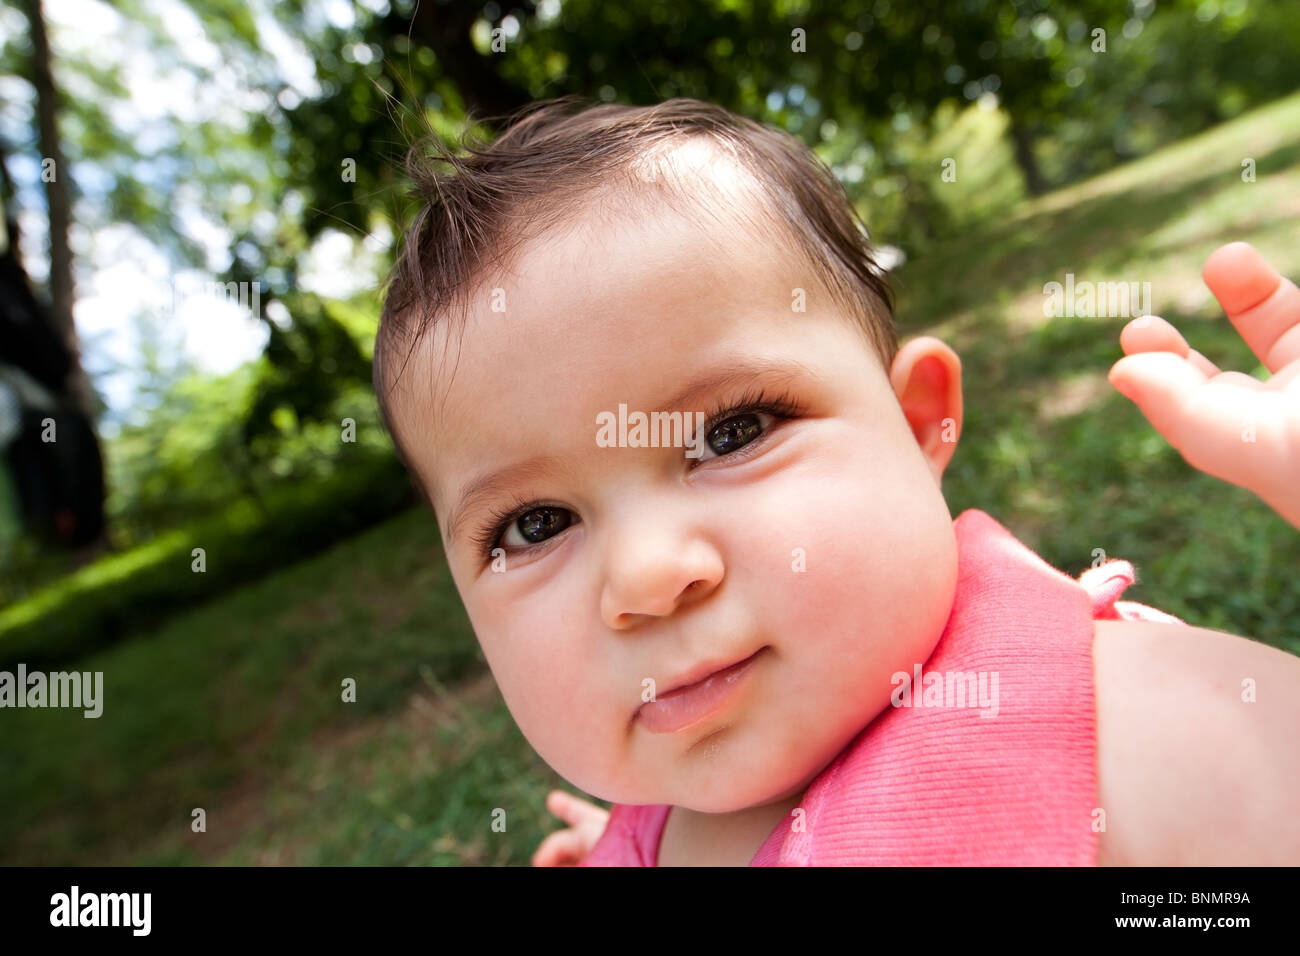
[{"left": 1091, "top": 618, "right": 1300, "bottom": 864}]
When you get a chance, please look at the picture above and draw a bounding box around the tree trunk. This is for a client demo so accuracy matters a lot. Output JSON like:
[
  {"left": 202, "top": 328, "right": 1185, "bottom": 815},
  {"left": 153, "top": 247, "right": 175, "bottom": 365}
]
[
  {"left": 1008, "top": 116, "right": 1049, "bottom": 198},
  {"left": 9, "top": 1, "right": 110, "bottom": 554},
  {"left": 22, "top": 0, "right": 96, "bottom": 419}
]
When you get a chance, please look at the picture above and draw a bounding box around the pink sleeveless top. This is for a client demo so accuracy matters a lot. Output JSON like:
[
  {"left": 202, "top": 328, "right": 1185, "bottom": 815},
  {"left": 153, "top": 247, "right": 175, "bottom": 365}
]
[{"left": 580, "top": 507, "right": 1185, "bottom": 866}]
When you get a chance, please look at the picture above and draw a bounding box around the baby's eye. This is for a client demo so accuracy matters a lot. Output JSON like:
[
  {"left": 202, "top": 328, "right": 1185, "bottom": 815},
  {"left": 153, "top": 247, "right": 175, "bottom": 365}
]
[
  {"left": 499, "top": 505, "right": 575, "bottom": 551},
  {"left": 696, "top": 409, "right": 777, "bottom": 462}
]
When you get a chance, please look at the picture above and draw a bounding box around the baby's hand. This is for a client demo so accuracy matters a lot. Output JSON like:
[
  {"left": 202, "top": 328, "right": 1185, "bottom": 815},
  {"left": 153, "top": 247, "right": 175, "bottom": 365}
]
[
  {"left": 530, "top": 789, "right": 609, "bottom": 866},
  {"left": 1107, "top": 242, "right": 1300, "bottom": 529}
]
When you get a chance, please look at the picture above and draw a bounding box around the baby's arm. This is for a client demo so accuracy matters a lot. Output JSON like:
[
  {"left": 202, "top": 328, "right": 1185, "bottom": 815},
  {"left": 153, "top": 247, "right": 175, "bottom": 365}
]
[{"left": 1093, "top": 617, "right": 1300, "bottom": 864}]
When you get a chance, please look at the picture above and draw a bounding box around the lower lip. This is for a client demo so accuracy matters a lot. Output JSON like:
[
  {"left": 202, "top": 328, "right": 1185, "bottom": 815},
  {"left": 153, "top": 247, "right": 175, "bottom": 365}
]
[{"left": 637, "top": 650, "right": 764, "bottom": 734}]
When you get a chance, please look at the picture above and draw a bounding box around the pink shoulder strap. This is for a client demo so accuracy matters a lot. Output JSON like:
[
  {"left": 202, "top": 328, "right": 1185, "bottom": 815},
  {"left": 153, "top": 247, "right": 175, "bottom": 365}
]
[
  {"left": 752, "top": 509, "right": 1106, "bottom": 865},
  {"left": 581, "top": 802, "right": 668, "bottom": 866}
]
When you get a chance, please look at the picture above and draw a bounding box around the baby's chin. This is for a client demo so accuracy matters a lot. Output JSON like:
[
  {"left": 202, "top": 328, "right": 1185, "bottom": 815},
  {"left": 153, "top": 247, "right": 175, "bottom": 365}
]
[
  {"left": 612, "top": 726, "right": 849, "bottom": 813},
  {"left": 691, "top": 773, "right": 818, "bottom": 814},
  {"left": 662, "top": 758, "right": 825, "bottom": 815},
  {"left": 551, "top": 748, "right": 799, "bottom": 813}
]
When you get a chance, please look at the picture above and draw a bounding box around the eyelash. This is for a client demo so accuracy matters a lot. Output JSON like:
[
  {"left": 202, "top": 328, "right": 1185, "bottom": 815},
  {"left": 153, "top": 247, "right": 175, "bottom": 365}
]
[{"left": 471, "top": 386, "right": 805, "bottom": 561}]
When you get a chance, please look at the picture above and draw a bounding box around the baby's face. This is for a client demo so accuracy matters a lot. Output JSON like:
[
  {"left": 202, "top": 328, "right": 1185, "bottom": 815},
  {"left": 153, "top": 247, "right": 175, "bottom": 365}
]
[{"left": 400, "top": 197, "right": 961, "bottom": 813}]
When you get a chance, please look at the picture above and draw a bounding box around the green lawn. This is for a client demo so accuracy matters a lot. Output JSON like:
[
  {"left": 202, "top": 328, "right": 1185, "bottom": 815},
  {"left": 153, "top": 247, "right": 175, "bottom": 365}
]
[
  {"left": 897, "top": 91, "right": 1300, "bottom": 651},
  {"left": 4, "top": 93, "right": 1299, "bottom": 865}
]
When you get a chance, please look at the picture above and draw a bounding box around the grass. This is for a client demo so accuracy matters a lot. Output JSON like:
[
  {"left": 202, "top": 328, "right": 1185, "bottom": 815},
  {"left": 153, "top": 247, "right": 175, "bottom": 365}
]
[
  {"left": 0, "top": 511, "right": 560, "bottom": 864},
  {"left": 892, "top": 91, "right": 1300, "bottom": 654},
  {"left": 4, "top": 92, "right": 1300, "bottom": 865}
]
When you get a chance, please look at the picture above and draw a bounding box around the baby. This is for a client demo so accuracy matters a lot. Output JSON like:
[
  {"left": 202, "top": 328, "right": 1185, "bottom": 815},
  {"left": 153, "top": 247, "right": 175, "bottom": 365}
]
[{"left": 372, "top": 96, "right": 1300, "bottom": 866}]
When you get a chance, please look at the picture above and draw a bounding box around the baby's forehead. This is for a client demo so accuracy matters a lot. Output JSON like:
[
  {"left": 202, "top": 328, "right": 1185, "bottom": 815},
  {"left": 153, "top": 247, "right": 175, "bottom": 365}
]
[
  {"left": 524, "top": 138, "right": 787, "bottom": 258},
  {"left": 420, "top": 173, "right": 804, "bottom": 354},
  {"left": 420, "top": 193, "right": 805, "bottom": 377}
]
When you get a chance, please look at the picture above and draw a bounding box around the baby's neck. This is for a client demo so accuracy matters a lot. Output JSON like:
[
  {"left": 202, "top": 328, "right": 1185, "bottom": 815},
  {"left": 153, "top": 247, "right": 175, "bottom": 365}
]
[{"left": 658, "top": 792, "right": 804, "bottom": 867}]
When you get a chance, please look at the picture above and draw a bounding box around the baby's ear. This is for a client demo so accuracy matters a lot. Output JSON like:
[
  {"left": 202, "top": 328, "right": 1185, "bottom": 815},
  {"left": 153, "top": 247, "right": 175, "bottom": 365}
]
[{"left": 890, "top": 336, "right": 963, "bottom": 483}]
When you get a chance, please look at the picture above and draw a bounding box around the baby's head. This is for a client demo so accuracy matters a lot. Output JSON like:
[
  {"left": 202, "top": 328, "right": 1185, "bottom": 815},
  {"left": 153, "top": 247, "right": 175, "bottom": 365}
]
[{"left": 375, "top": 97, "right": 963, "bottom": 813}]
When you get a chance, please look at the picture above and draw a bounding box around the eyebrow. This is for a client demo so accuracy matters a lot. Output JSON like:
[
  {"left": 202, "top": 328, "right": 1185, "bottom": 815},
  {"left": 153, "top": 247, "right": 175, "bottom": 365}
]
[{"left": 444, "top": 356, "right": 815, "bottom": 547}]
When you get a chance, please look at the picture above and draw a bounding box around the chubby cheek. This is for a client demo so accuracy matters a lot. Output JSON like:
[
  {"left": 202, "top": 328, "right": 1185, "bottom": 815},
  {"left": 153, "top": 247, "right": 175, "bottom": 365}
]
[
  {"left": 466, "top": 598, "right": 625, "bottom": 796},
  {"left": 751, "top": 438, "right": 957, "bottom": 750}
]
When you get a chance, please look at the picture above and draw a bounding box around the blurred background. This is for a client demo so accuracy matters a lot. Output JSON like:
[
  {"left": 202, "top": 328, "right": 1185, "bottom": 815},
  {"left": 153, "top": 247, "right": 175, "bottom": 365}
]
[{"left": 1, "top": 0, "right": 1298, "bottom": 864}]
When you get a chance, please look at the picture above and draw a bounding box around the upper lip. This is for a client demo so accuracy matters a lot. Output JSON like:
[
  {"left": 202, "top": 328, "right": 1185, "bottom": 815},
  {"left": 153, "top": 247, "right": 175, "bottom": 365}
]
[{"left": 647, "top": 648, "right": 763, "bottom": 702}]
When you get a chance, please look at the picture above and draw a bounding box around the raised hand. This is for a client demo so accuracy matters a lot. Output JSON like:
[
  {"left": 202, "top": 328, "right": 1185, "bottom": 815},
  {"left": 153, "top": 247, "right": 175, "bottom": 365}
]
[
  {"left": 1107, "top": 242, "right": 1300, "bottom": 529},
  {"left": 530, "top": 789, "right": 610, "bottom": 866}
]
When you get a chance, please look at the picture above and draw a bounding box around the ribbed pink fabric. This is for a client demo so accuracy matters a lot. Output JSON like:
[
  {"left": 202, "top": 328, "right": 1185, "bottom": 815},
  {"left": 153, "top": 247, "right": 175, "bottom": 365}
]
[{"left": 580, "top": 507, "right": 1185, "bottom": 866}]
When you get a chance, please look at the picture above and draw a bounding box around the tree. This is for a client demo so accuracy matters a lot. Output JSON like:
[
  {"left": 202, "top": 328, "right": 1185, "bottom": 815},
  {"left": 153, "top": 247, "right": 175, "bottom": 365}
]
[{"left": 0, "top": 0, "right": 106, "bottom": 553}]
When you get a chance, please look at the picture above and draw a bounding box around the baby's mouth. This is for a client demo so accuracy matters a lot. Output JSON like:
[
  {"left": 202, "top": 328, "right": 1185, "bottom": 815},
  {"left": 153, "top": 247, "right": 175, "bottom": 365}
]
[{"left": 636, "top": 647, "right": 766, "bottom": 734}]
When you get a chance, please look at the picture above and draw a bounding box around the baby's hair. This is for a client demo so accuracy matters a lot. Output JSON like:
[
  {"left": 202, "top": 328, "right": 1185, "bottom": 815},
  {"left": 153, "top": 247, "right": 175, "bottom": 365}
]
[{"left": 374, "top": 95, "right": 898, "bottom": 497}]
